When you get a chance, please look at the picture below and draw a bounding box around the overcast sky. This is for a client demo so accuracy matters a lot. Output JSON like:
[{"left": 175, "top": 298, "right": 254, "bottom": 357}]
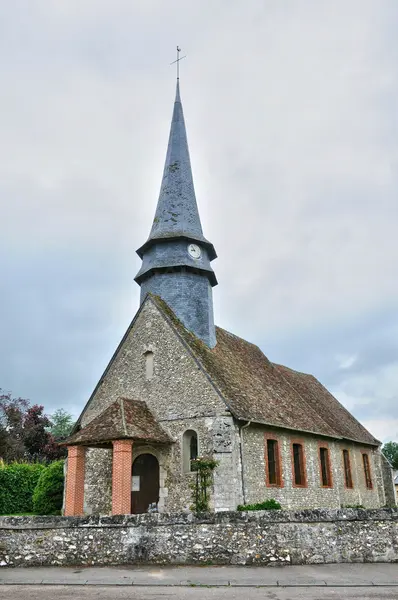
[{"left": 0, "top": 0, "right": 397, "bottom": 443}]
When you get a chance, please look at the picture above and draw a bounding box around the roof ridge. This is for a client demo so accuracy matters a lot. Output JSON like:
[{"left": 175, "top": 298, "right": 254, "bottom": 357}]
[
  {"left": 274, "top": 363, "right": 342, "bottom": 439},
  {"left": 215, "top": 325, "right": 263, "bottom": 347},
  {"left": 71, "top": 297, "right": 150, "bottom": 433},
  {"left": 275, "top": 364, "right": 379, "bottom": 446},
  {"left": 273, "top": 362, "right": 313, "bottom": 378},
  {"left": 306, "top": 376, "right": 380, "bottom": 445}
]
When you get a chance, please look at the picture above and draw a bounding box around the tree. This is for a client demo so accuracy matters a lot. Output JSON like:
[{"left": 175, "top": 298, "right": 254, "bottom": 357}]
[
  {"left": 382, "top": 441, "right": 398, "bottom": 470},
  {"left": 49, "top": 409, "right": 74, "bottom": 441},
  {"left": 23, "top": 404, "right": 52, "bottom": 459},
  {"left": 0, "top": 390, "right": 28, "bottom": 461},
  {"left": 0, "top": 389, "right": 66, "bottom": 463}
]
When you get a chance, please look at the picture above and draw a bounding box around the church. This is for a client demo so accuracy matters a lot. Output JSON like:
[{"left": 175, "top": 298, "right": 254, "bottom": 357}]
[{"left": 63, "top": 77, "right": 395, "bottom": 516}]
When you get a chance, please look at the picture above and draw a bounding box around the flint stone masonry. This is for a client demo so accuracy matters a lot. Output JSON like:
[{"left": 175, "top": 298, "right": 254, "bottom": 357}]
[
  {"left": 71, "top": 296, "right": 393, "bottom": 516},
  {"left": 1, "top": 509, "right": 397, "bottom": 568},
  {"left": 243, "top": 425, "right": 387, "bottom": 509}
]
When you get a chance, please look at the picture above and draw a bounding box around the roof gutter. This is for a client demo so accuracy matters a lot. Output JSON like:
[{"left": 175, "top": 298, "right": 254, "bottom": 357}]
[
  {"left": 239, "top": 420, "right": 251, "bottom": 506},
  {"left": 235, "top": 416, "right": 379, "bottom": 447}
]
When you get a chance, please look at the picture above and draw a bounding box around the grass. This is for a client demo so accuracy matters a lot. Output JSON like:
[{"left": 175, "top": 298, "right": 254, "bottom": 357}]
[{"left": 0, "top": 512, "right": 36, "bottom": 516}]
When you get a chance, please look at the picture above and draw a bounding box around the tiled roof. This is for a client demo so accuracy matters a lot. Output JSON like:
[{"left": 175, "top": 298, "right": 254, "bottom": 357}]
[
  {"left": 152, "top": 295, "right": 379, "bottom": 446},
  {"left": 273, "top": 364, "right": 379, "bottom": 445},
  {"left": 64, "top": 398, "right": 174, "bottom": 446}
]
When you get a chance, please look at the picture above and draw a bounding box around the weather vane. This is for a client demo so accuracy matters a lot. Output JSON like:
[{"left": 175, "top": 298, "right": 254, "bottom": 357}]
[{"left": 170, "top": 46, "right": 186, "bottom": 80}]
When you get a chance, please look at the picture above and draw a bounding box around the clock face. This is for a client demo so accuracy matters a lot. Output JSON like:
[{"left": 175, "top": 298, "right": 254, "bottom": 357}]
[{"left": 187, "top": 243, "right": 202, "bottom": 259}]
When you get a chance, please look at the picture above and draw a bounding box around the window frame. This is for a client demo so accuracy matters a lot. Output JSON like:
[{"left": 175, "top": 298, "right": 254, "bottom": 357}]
[
  {"left": 182, "top": 429, "right": 199, "bottom": 474},
  {"left": 264, "top": 433, "right": 284, "bottom": 488},
  {"left": 342, "top": 448, "right": 354, "bottom": 489},
  {"left": 318, "top": 442, "right": 333, "bottom": 488},
  {"left": 361, "top": 451, "right": 373, "bottom": 490},
  {"left": 291, "top": 439, "right": 307, "bottom": 488}
]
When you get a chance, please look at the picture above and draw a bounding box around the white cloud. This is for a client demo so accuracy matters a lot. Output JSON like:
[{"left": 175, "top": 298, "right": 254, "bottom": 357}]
[
  {"left": 361, "top": 420, "right": 398, "bottom": 445},
  {"left": 335, "top": 354, "right": 358, "bottom": 370},
  {"left": 0, "top": 1, "right": 397, "bottom": 441},
  {"left": 330, "top": 360, "right": 398, "bottom": 441}
]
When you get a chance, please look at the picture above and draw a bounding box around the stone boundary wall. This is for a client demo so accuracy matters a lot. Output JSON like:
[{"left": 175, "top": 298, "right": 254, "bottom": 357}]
[{"left": 0, "top": 508, "right": 397, "bottom": 567}]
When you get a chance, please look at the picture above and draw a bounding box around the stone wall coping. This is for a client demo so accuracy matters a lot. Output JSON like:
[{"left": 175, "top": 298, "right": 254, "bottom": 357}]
[{"left": 0, "top": 508, "right": 397, "bottom": 530}]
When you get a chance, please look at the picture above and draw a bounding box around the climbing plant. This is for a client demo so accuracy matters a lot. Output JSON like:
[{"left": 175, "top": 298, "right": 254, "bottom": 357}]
[{"left": 190, "top": 457, "right": 219, "bottom": 514}]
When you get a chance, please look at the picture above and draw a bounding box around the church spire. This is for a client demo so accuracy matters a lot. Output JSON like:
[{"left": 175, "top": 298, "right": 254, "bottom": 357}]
[
  {"left": 136, "top": 80, "right": 216, "bottom": 261},
  {"left": 135, "top": 78, "right": 217, "bottom": 348}
]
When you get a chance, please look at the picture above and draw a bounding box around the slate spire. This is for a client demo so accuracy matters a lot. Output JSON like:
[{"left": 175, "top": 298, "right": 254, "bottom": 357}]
[
  {"left": 137, "top": 81, "right": 216, "bottom": 260},
  {"left": 135, "top": 80, "right": 217, "bottom": 348}
]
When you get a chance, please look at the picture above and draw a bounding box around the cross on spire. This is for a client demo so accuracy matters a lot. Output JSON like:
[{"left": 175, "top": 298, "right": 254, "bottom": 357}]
[{"left": 170, "top": 45, "right": 186, "bottom": 80}]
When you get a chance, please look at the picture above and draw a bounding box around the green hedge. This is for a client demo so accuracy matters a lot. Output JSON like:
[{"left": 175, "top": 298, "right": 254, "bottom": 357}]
[
  {"left": 33, "top": 460, "right": 64, "bottom": 515},
  {"left": 0, "top": 462, "right": 45, "bottom": 514},
  {"left": 237, "top": 499, "right": 282, "bottom": 511}
]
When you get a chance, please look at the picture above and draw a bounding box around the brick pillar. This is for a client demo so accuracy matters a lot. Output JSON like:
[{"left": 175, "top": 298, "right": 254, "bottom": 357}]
[
  {"left": 64, "top": 445, "right": 85, "bottom": 516},
  {"left": 112, "top": 440, "right": 133, "bottom": 515}
]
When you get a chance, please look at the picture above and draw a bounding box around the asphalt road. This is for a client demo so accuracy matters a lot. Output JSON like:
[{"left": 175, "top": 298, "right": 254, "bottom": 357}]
[{"left": 2, "top": 586, "right": 398, "bottom": 599}]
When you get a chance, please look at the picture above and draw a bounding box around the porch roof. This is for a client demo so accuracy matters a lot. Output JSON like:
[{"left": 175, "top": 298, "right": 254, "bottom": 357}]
[{"left": 63, "top": 397, "right": 174, "bottom": 447}]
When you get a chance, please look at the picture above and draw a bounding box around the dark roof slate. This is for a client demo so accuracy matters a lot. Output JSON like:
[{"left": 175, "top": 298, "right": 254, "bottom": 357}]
[
  {"left": 151, "top": 295, "right": 379, "bottom": 446},
  {"left": 64, "top": 398, "right": 174, "bottom": 446}
]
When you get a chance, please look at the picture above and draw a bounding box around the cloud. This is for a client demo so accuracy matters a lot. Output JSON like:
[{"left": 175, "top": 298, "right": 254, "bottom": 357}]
[
  {"left": 335, "top": 354, "right": 358, "bottom": 370},
  {"left": 0, "top": 1, "right": 397, "bottom": 441}
]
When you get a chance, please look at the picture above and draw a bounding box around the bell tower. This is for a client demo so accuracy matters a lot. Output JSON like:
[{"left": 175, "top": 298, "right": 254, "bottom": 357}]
[{"left": 135, "top": 79, "right": 217, "bottom": 348}]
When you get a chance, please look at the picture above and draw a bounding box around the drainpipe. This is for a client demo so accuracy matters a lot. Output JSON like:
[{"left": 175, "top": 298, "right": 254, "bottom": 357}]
[{"left": 239, "top": 421, "right": 251, "bottom": 506}]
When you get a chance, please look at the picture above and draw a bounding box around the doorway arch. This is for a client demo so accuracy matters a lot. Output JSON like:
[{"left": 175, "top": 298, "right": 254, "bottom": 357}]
[{"left": 131, "top": 453, "right": 160, "bottom": 514}]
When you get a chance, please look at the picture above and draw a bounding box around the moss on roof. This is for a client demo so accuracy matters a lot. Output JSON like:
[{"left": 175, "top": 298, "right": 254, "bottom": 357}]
[
  {"left": 151, "top": 294, "right": 379, "bottom": 446},
  {"left": 64, "top": 397, "right": 174, "bottom": 446}
]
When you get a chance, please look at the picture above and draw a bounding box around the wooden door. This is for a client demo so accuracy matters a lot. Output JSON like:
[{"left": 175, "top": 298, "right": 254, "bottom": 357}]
[{"left": 131, "top": 453, "right": 160, "bottom": 514}]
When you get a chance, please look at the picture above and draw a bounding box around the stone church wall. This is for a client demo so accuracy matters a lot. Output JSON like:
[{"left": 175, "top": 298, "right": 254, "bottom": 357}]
[
  {"left": 77, "top": 297, "right": 236, "bottom": 515},
  {"left": 80, "top": 298, "right": 226, "bottom": 428},
  {"left": 380, "top": 453, "right": 397, "bottom": 508},
  {"left": 243, "top": 425, "right": 387, "bottom": 510},
  {"left": 70, "top": 297, "right": 390, "bottom": 515},
  {"left": 81, "top": 415, "right": 243, "bottom": 515},
  {"left": 1, "top": 509, "right": 397, "bottom": 567}
]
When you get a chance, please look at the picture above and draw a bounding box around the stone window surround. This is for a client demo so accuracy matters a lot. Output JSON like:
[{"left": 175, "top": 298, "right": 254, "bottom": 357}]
[
  {"left": 181, "top": 428, "right": 200, "bottom": 474},
  {"left": 144, "top": 351, "right": 154, "bottom": 380},
  {"left": 143, "top": 344, "right": 156, "bottom": 381},
  {"left": 342, "top": 447, "right": 354, "bottom": 489},
  {"left": 318, "top": 441, "right": 333, "bottom": 488},
  {"left": 361, "top": 450, "right": 374, "bottom": 490},
  {"left": 290, "top": 438, "right": 308, "bottom": 489},
  {"left": 264, "top": 432, "right": 284, "bottom": 488}
]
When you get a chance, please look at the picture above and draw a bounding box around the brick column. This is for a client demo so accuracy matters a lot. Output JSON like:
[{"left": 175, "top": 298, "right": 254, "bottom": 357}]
[
  {"left": 64, "top": 445, "right": 85, "bottom": 516},
  {"left": 112, "top": 440, "right": 133, "bottom": 515}
]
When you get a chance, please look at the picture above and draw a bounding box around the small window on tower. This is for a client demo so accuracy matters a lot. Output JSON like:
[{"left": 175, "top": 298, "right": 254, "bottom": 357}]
[
  {"left": 144, "top": 351, "right": 154, "bottom": 381},
  {"left": 182, "top": 429, "right": 199, "bottom": 473}
]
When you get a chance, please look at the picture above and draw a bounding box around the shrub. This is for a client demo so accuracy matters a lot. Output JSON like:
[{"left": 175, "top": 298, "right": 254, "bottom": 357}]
[
  {"left": 237, "top": 499, "right": 282, "bottom": 511},
  {"left": 33, "top": 460, "right": 65, "bottom": 515},
  {"left": 190, "top": 457, "right": 219, "bottom": 514},
  {"left": 0, "top": 462, "right": 45, "bottom": 514}
]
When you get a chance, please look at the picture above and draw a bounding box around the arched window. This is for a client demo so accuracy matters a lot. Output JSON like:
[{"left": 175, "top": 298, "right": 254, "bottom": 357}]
[
  {"left": 182, "top": 429, "right": 198, "bottom": 473},
  {"left": 144, "top": 351, "right": 154, "bottom": 381}
]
